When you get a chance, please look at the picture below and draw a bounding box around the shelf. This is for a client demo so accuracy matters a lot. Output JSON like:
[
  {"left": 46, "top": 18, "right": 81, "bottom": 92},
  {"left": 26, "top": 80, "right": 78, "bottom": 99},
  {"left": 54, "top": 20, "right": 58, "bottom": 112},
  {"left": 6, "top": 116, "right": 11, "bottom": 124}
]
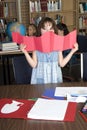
[
  {"left": 0, "top": 0, "right": 16, "bottom": 3},
  {"left": 28, "top": 0, "right": 77, "bottom": 32},
  {"left": 0, "top": 0, "right": 17, "bottom": 20},
  {"left": 77, "top": 0, "right": 87, "bottom": 35}
]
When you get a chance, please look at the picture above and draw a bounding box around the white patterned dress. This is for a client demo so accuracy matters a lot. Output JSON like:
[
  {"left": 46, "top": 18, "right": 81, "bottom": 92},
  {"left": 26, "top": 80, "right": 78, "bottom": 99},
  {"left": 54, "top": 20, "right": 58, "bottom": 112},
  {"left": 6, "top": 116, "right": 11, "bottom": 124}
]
[{"left": 31, "top": 51, "right": 63, "bottom": 84}]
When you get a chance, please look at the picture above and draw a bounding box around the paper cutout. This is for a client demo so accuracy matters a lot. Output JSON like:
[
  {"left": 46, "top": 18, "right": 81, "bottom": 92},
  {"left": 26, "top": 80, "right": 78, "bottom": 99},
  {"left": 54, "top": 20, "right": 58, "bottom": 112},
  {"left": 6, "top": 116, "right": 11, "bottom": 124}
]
[
  {"left": 1, "top": 100, "right": 24, "bottom": 114},
  {"left": 12, "top": 30, "right": 77, "bottom": 52},
  {"left": 0, "top": 98, "right": 35, "bottom": 119}
]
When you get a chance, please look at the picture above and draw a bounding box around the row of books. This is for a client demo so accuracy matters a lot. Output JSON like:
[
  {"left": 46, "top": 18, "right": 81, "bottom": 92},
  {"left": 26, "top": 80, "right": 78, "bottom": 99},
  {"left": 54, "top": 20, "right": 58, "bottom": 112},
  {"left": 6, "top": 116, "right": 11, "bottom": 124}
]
[
  {"left": 0, "top": 2, "right": 16, "bottom": 18},
  {"left": 30, "top": 14, "right": 64, "bottom": 25},
  {"left": 29, "top": 0, "right": 61, "bottom": 12},
  {"left": 79, "top": 3, "right": 87, "bottom": 13},
  {"left": 0, "top": 42, "right": 19, "bottom": 51},
  {"left": 79, "top": 16, "right": 87, "bottom": 29}
]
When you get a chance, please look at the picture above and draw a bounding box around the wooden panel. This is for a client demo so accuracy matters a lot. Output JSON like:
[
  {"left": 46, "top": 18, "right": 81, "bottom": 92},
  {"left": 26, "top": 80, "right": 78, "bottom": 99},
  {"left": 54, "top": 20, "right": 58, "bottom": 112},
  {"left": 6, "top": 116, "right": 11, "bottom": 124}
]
[
  {"left": 62, "top": 0, "right": 74, "bottom": 11},
  {"left": 19, "top": 0, "right": 29, "bottom": 28}
]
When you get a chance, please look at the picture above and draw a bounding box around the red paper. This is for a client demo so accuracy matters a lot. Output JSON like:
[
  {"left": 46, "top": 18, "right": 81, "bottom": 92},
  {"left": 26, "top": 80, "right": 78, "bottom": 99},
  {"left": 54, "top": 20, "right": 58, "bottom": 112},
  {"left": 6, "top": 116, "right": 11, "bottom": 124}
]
[
  {"left": 0, "top": 98, "right": 77, "bottom": 121},
  {"left": 64, "top": 102, "right": 77, "bottom": 121},
  {"left": 12, "top": 30, "right": 77, "bottom": 52},
  {"left": 0, "top": 98, "right": 35, "bottom": 119},
  {"left": 12, "top": 32, "right": 24, "bottom": 44}
]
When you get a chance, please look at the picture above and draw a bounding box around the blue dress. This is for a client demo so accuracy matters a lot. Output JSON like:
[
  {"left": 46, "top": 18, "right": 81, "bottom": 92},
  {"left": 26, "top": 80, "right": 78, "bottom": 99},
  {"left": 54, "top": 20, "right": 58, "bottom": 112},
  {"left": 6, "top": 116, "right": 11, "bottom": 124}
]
[{"left": 31, "top": 51, "right": 63, "bottom": 84}]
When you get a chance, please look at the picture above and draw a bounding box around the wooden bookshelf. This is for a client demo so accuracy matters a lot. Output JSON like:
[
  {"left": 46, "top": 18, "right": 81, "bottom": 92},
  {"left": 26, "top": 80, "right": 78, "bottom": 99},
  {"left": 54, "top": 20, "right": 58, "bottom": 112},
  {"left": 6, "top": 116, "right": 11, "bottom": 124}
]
[
  {"left": 28, "top": 0, "right": 77, "bottom": 32},
  {"left": 77, "top": 0, "right": 87, "bottom": 35},
  {"left": 0, "top": 0, "right": 17, "bottom": 22},
  {"left": 0, "top": 0, "right": 18, "bottom": 42},
  {"left": 1, "top": 0, "right": 86, "bottom": 36}
]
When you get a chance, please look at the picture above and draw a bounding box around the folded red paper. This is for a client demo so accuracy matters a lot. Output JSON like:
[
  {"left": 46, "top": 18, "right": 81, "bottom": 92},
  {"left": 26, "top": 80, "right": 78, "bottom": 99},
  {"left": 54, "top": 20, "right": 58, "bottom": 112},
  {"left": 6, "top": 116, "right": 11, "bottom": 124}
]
[{"left": 12, "top": 30, "right": 77, "bottom": 52}]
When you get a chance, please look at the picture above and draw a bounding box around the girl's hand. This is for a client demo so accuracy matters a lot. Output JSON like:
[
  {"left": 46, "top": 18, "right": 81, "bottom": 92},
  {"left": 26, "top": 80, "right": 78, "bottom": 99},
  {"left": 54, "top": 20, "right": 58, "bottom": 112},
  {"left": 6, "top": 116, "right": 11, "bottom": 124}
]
[
  {"left": 72, "top": 42, "right": 78, "bottom": 53},
  {"left": 20, "top": 44, "right": 27, "bottom": 53}
]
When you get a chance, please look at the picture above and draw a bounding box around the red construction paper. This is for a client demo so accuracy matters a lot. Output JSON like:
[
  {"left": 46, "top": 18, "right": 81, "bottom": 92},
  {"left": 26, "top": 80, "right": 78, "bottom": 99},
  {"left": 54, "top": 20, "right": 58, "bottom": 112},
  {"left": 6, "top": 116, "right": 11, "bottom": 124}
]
[
  {"left": 0, "top": 98, "right": 35, "bottom": 119},
  {"left": 64, "top": 102, "right": 77, "bottom": 121},
  {"left": 12, "top": 30, "right": 77, "bottom": 52},
  {"left": 0, "top": 98, "right": 77, "bottom": 121}
]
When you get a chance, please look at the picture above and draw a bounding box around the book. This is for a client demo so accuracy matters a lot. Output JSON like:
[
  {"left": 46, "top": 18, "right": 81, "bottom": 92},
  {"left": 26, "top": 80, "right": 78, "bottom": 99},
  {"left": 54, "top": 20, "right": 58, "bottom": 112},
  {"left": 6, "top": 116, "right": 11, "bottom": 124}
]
[
  {"left": 40, "top": 0, "right": 48, "bottom": 11},
  {"left": 27, "top": 98, "right": 77, "bottom": 121},
  {"left": 79, "top": 3, "right": 84, "bottom": 13},
  {"left": 0, "top": 4, "right": 4, "bottom": 17},
  {"left": 0, "top": 42, "right": 19, "bottom": 51},
  {"left": 12, "top": 30, "right": 76, "bottom": 52}
]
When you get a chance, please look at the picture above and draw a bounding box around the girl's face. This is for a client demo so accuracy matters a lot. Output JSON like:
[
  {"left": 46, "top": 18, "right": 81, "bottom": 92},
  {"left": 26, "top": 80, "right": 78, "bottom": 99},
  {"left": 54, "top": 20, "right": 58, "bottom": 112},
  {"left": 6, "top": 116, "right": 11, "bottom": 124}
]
[
  {"left": 41, "top": 22, "right": 54, "bottom": 34},
  {"left": 28, "top": 26, "right": 36, "bottom": 36},
  {"left": 58, "top": 29, "right": 64, "bottom": 36}
]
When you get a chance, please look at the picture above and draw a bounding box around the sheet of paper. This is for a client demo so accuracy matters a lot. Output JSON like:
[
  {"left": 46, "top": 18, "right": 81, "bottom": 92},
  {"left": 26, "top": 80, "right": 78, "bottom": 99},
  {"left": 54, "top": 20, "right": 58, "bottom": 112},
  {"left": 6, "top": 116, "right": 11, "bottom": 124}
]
[
  {"left": 55, "top": 87, "right": 87, "bottom": 97},
  {"left": 12, "top": 30, "right": 76, "bottom": 52},
  {"left": 27, "top": 98, "right": 68, "bottom": 120}
]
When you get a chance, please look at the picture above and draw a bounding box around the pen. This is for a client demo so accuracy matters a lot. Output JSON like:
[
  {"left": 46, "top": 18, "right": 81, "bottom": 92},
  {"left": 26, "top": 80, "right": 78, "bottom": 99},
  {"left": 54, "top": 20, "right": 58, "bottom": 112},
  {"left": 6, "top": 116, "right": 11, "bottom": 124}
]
[{"left": 79, "top": 111, "right": 87, "bottom": 122}]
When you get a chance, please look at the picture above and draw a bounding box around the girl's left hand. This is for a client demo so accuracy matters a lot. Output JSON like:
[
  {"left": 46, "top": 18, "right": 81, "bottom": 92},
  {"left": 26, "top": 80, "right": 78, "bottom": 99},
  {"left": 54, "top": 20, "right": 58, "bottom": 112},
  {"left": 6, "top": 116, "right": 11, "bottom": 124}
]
[
  {"left": 72, "top": 42, "right": 78, "bottom": 53},
  {"left": 20, "top": 44, "right": 27, "bottom": 53}
]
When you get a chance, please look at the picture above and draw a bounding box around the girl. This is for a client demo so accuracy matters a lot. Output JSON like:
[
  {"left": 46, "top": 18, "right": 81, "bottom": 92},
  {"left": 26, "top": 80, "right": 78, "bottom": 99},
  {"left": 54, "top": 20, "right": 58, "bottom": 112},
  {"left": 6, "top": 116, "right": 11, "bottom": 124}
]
[
  {"left": 27, "top": 23, "right": 37, "bottom": 36},
  {"left": 57, "top": 22, "right": 78, "bottom": 64},
  {"left": 20, "top": 17, "right": 78, "bottom": 84},
  {"left": 57, "top": 22, "right": 69, "bottom": 36}
]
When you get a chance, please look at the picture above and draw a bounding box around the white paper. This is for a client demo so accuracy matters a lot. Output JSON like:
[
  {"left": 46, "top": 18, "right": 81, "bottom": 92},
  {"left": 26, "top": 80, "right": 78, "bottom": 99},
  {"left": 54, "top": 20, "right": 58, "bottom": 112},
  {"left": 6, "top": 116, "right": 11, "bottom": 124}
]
[
  {"left": 55, "top": 87, "right": 87, "bottom": 97},
  {"left": 27, "top": 98, "right": 68, "bottom": 120},
  {"left": 66, "top": 93, "right": 87, "bottom": 103}
]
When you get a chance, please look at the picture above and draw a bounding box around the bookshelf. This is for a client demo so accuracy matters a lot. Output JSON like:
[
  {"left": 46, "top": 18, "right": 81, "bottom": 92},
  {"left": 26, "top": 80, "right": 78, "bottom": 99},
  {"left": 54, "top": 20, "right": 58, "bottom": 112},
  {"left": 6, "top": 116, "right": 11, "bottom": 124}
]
[
  {"left": 77, "top": 0, "right": 87, "bottom": 35},
  {"left": 0, "top": 0, "right": 17, "bottom": 22},
  {"left": 28, "top": 0, "right": 77, "bottom": 32},
  {"left": 0, "top": 0, "right": 18, "bottom": 42},
  {"left": 0, "top": 0, "right": 30, "bottom": 42}
]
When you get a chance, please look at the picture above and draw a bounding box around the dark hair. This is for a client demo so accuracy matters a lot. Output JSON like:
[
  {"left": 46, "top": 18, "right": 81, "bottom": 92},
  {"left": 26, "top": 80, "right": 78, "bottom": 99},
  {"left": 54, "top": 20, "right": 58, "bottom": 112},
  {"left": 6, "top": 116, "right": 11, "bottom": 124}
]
[
  {"left": 56, "top": 23, "right": 69, "bottom": 35},
  {"left": 37, "top": 17, "right": 58, "bottom": 36}
]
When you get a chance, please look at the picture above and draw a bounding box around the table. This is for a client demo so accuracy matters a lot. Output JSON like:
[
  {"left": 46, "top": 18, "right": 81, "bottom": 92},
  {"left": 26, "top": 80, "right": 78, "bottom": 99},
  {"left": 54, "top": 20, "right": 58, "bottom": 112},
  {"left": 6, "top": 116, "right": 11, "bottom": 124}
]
[{"left": 0, "top": 82, "right": 87, "bottom": 130}]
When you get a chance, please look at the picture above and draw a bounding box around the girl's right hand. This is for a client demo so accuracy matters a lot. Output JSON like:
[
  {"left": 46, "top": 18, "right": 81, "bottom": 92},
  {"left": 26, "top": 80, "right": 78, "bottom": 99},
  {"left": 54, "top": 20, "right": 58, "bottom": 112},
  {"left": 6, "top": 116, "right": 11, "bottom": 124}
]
[{"left": 20, "top": 44, "right": 27, "bottom": 53}]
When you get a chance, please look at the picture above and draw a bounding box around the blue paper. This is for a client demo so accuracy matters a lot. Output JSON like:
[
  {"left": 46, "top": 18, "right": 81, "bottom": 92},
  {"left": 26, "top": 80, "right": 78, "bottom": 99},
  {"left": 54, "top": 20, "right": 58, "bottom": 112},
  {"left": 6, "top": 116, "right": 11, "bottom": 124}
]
[{"left": 42, "top": 88, "right": 64, "bottom": 100}]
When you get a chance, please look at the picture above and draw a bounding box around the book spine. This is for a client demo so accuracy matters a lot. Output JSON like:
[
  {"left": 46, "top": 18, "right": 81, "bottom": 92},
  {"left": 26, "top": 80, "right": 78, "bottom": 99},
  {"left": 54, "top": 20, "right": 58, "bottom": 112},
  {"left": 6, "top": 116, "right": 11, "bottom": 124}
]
[
  {"left": 0, "top": 3, "right": 4, "bottom": 17},
  {"left": 40, "top": 0, "right": 47, "bottom": 11}
]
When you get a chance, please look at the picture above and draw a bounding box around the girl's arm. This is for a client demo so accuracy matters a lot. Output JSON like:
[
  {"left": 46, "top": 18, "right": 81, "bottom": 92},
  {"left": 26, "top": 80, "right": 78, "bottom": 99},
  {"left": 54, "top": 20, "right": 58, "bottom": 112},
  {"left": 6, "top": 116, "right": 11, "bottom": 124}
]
[
  {"left": 58, "top": 43, "right": 78, "bottom": 67},
  {"left": 20, "top": 44, "right": 37, "bottom": 68}
]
